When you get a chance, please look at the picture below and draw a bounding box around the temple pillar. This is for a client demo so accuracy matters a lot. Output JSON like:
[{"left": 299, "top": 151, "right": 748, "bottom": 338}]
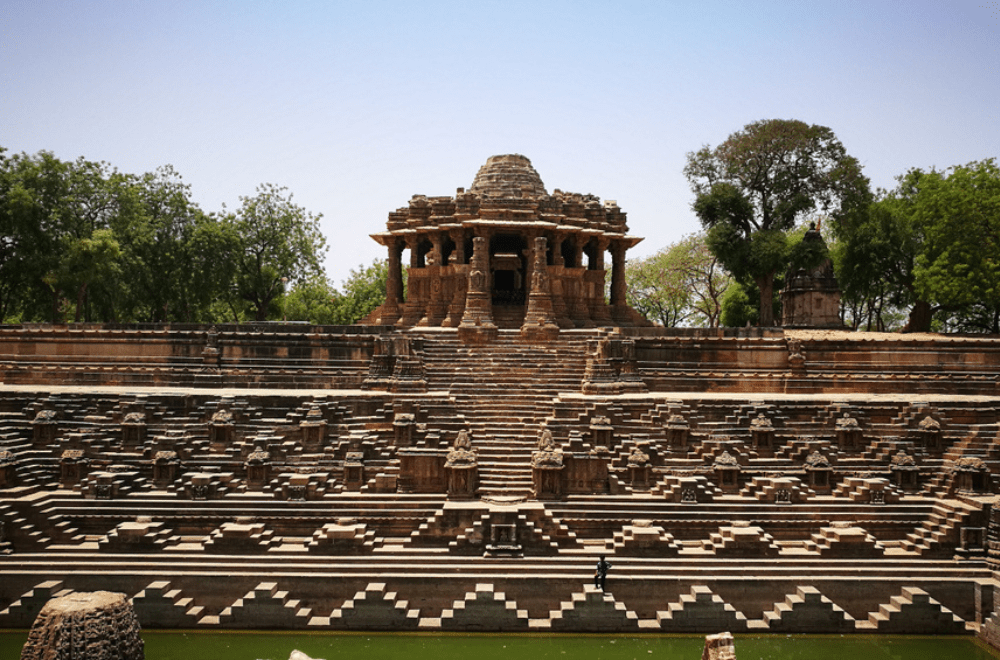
[
  {"left": 609, "top": 239, "right": 632, "bottom": 324},
  {"left": 442, "top": 229, "right": 469, "bottom": 327},
  {"left": 609, "top": 240, "right": 626, "bottom": 306},
  {"left": 450, "top": 229, "right": 466, "bottom": 265},
  {"left": 458, "top": 236, "right": 498, "bottom": 343},
  {"left": 382, "top": 237, "right": 404, "bottom": 326},
  {"left": 521, "top": 236, "right": 559, "bottom": 341},
  {"left": 551, "top": 234, "right": 565, "bottom": 266},
  {"left": 423, "top": 232, "right": 449, "bottom": 326},
  {"left": 398, "top": 235, "right": 427, "bottom": 327}
]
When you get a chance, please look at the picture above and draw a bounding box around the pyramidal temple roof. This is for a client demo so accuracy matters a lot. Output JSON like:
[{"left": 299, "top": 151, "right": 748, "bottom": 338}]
[{"left": 468, "top": 154, "right": 548, "bottom": 199}]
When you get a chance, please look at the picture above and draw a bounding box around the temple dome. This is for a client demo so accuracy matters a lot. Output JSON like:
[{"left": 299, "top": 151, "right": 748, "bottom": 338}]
[{"left": 469, "top": 154, "right": 548, "bottom": 199}]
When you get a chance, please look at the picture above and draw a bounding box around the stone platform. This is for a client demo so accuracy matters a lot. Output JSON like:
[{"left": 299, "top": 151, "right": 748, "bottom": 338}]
[{"left": 1, "top": 324, "right": 999, "bottom": 633}]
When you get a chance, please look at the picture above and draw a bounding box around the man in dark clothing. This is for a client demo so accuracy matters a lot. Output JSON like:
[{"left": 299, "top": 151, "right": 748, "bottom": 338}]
[{"left": 595, "top": 554, "right": 611, "bottom": 591}]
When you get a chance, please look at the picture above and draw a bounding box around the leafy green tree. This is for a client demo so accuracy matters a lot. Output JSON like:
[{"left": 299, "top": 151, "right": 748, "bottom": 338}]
[
  {"left": 331, "top": 259, "right": 391, "bottom": 325},
  {"left": 685, "top": 119, "right": 870, "bottom": 326},
  {"left": 837, "top": 160, "right": 999, "bottom": 333},
  {"left": 110, "top": 166, "right": 238, "bottom": 322},
  {"left": 229, "top": 184, "right": 327, "bottom": 321},
  {"left": 283, "top": 275, "right": 340, "bottom": 325},
  {"left": 53, "top": 228, "right": 121, "bottom": 322},
  {"left": 625, "top": 233, "right": 731, "bottom": 327},
  {"left": 913, "top": 160, "right": 1000, "bottom": 333},
  {"left": 720, "top": 281, "right": 758, "bottom": 327},
  {"left": 0, "top": 150, "right": 124, "bottom": 322}
]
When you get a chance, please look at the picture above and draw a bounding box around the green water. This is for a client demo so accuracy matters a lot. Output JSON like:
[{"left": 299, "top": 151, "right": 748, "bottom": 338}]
[{"left": 2, "top": 631, "right": 1000, "bottom": 660}]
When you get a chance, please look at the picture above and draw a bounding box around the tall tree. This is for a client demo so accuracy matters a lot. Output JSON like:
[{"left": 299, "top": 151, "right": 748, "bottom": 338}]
[
  {"left": 0, "top": 151, "right": 123, "bottom": 321},
  {"left": 913, "top": 159, "right": 1000, "bottom": 333},
  {"left": 229, "top": 183, "right": 327, "bottom": 321},
  {"left": 110, "top": 166, "right": 237, "bottom": 322},
  {"left": 625, "top": 233, "right": 731, "bottom": 327},
  {"left": 837, "top": 160, "right": 1000, "bottom": 333},
  {"left": 685, "top": 119, "right": 869, "bottom": 326}
]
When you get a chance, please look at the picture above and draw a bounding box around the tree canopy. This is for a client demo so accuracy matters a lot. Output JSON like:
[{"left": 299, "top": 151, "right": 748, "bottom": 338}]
[
  {"left": 685, "top": 119, "right": 870, "bottom": 326},
  {"left": 625, "top": 233, "right": 731, "bottom": 328},
  {"left": 0, "top": 148, "right": 328, "bottom": 325},
  {"left": 837, "top": 159, "right": 1000, "bottom": 333},
  {"left": 227, "top": 183, "right": 328, "bottom": 322}
]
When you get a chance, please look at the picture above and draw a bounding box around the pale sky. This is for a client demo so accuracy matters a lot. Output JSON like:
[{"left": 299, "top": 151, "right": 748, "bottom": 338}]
[{"left": 3, "top": 1, "right": 998, "bottom": 286}]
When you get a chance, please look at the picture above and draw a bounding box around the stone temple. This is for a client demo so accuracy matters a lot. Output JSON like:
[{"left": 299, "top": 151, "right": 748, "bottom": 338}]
[
  {"left": 367, "top": 154, "right": 648, "bottom": 339},
  {"left": 2, "top": 155, "right": 1000, "bottom": 640}
]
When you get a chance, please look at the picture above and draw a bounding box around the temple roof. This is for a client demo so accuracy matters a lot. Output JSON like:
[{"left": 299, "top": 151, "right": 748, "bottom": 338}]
[
  {"left": 374, "top": 154, "right": 640, "bottom": 244},
  {"left": 469, "top": 154, "right": 548, "bottom": 199}
]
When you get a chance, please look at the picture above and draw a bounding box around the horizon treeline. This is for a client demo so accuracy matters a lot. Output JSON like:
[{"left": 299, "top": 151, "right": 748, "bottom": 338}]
[{"left": 0, "top": 147, "right": 387, "bottom": 326}]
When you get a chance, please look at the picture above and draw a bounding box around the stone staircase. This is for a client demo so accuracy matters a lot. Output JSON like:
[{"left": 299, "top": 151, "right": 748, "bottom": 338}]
[
  {"left": 900, "top": 499, "right": 977, "bottom": 556},
  {"left": 417, "top": 330, "right": 592, "bottom": 496}
]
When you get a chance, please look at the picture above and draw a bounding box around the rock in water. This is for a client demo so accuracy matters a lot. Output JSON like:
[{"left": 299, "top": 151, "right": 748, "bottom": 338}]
[
  {"left": 21, "top": 591, "right": 144, "bottom": 660},
  {"left": 290, "top": 651, "right": 325, "bottom": 660},
  {"left": 702, "top": 632, "right": 735, "bottom": 660}
]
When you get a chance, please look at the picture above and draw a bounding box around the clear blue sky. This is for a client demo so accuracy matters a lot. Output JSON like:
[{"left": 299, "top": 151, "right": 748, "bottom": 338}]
[{"left": 3, "top": 0, "right": 998, "bottom": 285}]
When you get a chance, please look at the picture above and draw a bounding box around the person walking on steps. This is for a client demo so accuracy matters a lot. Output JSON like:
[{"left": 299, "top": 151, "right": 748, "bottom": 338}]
[{"left": 595, "top": 554, "right": 611, "bottom": 591}]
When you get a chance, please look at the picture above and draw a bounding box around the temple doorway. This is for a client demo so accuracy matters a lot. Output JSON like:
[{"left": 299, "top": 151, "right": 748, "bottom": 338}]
[{"left": 490, "top": 234, "right": 526, "bottom": 306}]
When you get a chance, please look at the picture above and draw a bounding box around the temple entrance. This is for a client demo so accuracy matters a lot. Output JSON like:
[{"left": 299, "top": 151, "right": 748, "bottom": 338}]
[{"left": 490, "top": 234, "right": 526, "bottom": 306}]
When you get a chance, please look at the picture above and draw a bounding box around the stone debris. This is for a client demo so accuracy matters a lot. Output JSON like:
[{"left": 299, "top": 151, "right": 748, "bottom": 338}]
[{"left": 702, "top": 632, "right": 736, "bottom": 660}]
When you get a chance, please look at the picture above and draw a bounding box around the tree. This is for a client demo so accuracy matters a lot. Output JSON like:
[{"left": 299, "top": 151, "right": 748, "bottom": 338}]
[
  {"left": 685, "top": 119, "right": 870, "bottom": 326},
  {"left": 837, "top": 160, "right": 1000, "bottom": 333},
  {"left": 0, "top": 150, "right": 124, "bottom": 322},
  {"left": 913, "top": 160, "right": 1000, "bottom": 333},
  {"left": 109, "top": 166, "right": 238, "bottom": 322},
  {"left": 332, "top": 259, "right": 390, "bottom": 324},
  {"left": 228, "top": 184, "right": 327, "bottom": 321},
  {"left": 283, "top": 260, "right": 395, "bottom": 325},
  {"left": 283, "top": 275, "right": 340, "bottom": 325},
  {"left": 625, "top": 233, "right": 731, "bottom": 327}
]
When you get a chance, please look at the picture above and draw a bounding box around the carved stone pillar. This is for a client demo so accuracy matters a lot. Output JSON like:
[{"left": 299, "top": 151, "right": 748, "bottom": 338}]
[
  {"left": 449, "top": 229, "right": 466, "bottom": 265},
  {"left": 521, "top": 236, "right": 560, "bottom": 341},
  {"left": 609, "top": 239, "right": 632, "bottom": 323},
  {"left": 422, "top": 233, "right": 449, "bottom": 326},
  {"left": 398, "top": 235, "right": 428, "bottom": 327},
  {"left": 381, "top": 237, "right": 404, "bottom": 326},
  {"left": 458, "top": 236, "right": 498, "bottom": 343},
  {"left": 551, "top": 234, "right": 565, "bottom": 266},
  {"left": 20, "top": 591, "right": 144, "bottom": 660}
]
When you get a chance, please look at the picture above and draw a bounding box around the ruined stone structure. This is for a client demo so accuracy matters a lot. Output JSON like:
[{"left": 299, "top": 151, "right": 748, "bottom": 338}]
[
  {"left": 2, "top": 159, "right": 1000, "bottom": 637},
  {"left": 367, "top": 154, "right": 648, "bottom": 335},
  {"left": 20, "top": 591, "right": 143, "bottom": 660}
]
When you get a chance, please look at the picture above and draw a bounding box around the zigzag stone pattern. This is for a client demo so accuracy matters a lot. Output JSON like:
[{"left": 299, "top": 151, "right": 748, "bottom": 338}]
[{"left": 2, "top": 156, "right": 1000, "bottom": 637}]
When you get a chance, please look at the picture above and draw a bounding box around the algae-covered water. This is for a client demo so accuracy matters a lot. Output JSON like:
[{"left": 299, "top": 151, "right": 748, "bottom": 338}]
[{"left": 3, "top": 631, "right": 1000, "bottom": 660}]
